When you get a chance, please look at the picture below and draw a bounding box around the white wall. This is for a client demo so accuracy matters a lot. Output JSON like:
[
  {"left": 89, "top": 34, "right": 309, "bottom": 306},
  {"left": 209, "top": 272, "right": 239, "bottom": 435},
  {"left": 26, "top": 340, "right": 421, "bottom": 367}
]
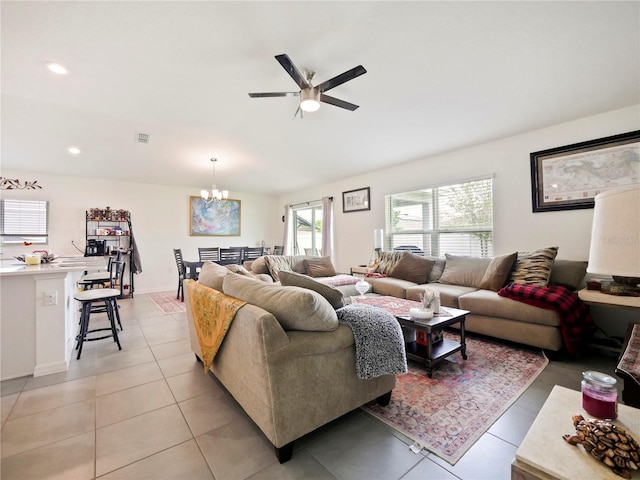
[
  {"left": 278, "top": 105, "right": 640, "bottom": 274},
  {"left": 0, "top": 173, "right": 281, "bottom": 294}
]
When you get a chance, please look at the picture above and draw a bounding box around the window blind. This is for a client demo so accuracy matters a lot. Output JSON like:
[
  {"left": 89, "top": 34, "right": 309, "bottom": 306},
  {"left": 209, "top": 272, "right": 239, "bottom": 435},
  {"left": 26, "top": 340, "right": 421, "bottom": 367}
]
[
  {"left": 0, "top": 199, "right": 49, "bottom": 244},
  {"left": 385, "top": 177, "right": 493, "bottom": 257}
]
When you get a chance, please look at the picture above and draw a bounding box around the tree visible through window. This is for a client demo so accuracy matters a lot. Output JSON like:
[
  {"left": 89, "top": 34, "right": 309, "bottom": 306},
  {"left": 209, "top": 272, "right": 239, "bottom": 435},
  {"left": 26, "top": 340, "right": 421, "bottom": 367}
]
[
  {"left": 0, "top": 199, "right": 49, "bottom": 245},
  {"left": 385, "top": 177, "right": 493, "bottom": 257}
]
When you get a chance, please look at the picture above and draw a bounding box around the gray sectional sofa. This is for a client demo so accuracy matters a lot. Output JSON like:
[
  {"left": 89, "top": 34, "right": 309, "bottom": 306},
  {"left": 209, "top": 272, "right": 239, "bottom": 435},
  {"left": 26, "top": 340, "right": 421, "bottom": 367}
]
[
  {"left": 247, "top": 249, "right": 588, "bottom": 352},
  {"left": 183, "top": 268, "right": 395, "bottom": 463}
]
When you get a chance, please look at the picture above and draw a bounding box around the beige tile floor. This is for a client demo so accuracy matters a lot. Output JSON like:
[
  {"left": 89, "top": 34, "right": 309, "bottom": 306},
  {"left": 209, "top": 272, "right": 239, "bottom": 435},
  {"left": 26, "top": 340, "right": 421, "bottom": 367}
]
[{"left": 0, "top": 293, "right": 621, "bottom": 479}]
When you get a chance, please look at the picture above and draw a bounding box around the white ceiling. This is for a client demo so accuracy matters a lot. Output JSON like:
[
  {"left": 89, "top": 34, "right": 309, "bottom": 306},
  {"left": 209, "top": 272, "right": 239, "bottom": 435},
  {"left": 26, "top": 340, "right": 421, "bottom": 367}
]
[{"left": 2, "top": 1, "right": 639, "bottom": 195}]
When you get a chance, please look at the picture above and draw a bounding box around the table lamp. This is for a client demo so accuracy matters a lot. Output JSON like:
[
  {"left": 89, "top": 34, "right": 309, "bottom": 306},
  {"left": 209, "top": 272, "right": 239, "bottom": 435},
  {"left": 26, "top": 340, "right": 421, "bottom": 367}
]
[
  {"left": 586, "top": 184, "right": 640, "bottom": 295},
  {"left": 368, "top": 228, "right": 384, "bottom": 267}
]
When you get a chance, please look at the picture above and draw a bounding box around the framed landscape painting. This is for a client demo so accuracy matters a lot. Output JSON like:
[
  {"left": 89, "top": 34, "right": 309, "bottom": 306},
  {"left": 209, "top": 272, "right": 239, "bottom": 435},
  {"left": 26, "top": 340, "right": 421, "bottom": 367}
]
[
  {"left": 530, "top": 130, "right": 640, "bottom": 212},
  {"left": 190, "top": 196, "right": 241, "bottom": 236}
]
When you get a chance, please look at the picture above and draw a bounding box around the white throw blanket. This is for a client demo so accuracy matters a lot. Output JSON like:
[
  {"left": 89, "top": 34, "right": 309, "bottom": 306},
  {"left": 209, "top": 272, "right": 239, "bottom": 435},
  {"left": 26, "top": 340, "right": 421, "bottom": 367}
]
[{"left": 336, "top": 304, "right": 408, "bottom": 379}]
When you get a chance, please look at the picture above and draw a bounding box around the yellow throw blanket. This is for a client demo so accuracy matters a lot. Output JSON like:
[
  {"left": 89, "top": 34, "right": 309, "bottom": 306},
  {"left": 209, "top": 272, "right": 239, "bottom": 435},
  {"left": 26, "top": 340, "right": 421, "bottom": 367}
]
[{"left": 188, "top": 282, "right": 246, "bottom": 373}]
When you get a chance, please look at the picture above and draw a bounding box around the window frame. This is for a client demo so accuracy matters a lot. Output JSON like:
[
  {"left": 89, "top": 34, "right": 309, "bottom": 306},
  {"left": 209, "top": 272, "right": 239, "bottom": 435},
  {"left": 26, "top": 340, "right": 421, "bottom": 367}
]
[
  {"left": 0, "top": 199, "right": 50, "bottom": 246},
  {"left": 384, "top": 177, "right": 494, "bottom": 258},
  {"left": 292, "top": 201, "right": 323, "bottom": 256}
]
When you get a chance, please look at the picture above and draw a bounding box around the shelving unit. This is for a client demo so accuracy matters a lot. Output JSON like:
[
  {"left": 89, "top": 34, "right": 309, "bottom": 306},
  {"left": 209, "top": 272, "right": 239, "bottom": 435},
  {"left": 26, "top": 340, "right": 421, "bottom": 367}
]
[{"left": 85, "top": 207, "right": 136, "bottom": 298}]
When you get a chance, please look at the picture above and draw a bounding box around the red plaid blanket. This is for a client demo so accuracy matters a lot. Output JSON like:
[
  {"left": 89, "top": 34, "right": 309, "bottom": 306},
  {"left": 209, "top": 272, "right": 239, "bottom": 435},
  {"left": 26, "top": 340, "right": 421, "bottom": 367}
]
[{"left": 498, "top": 284, "right": 595, "bottom": 354}]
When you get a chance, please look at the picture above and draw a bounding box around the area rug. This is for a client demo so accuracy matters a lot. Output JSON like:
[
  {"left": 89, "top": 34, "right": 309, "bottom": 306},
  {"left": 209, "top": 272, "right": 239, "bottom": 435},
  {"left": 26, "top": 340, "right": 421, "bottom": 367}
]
[
  {"left": 149, "top": 291, "right": 186, "bottom": 314},
  {"left": 363, "top": 332, "right": 548, "bottom": 465}
]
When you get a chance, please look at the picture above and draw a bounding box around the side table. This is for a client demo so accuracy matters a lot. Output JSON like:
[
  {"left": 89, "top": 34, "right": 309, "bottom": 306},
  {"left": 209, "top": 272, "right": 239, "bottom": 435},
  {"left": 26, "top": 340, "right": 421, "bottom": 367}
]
[
  {"left": 511, "top": 385, "right": 640, "bottom": 480},
  {"left": 350, "top": 266, "right": 368, "bottom": 278}
]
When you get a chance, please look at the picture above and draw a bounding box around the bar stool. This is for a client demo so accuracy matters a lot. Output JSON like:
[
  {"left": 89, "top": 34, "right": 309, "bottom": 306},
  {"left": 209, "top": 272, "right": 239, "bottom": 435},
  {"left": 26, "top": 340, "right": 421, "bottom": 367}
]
[{"left": 74, "top": 288, "right": 122, "bottom": 359}]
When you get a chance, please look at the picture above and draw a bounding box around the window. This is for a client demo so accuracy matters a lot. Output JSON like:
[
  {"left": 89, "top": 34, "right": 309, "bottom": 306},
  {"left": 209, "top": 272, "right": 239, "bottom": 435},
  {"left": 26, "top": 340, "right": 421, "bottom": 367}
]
[
  {"left": 293, "top": 203, "right": 323, "bottom": 256},
  {"left": 0, "top": 199, "right": 49, "bottom": 245},
  {"left": 385, "top": 177, "right": 493, "bottom": 257}
]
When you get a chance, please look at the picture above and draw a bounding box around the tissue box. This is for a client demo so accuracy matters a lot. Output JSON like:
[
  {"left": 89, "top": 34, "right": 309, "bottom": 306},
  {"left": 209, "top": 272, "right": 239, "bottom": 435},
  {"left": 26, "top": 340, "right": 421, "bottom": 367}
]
[{"left": 416, "top": 330, "right": 444, "bottom": 346}]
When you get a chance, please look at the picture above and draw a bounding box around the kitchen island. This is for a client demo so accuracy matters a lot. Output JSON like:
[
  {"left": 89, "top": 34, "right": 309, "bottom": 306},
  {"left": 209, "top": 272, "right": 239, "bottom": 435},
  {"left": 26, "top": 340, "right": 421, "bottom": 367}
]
[{"left": 0, "top": 256, "right": 105, "bottom": 380}]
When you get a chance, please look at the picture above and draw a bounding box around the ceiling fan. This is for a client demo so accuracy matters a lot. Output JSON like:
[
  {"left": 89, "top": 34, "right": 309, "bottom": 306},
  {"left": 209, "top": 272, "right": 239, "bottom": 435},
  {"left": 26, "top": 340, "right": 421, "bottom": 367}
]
[{"left": 248, "top": 54, "right": 367, "bottom": 118}]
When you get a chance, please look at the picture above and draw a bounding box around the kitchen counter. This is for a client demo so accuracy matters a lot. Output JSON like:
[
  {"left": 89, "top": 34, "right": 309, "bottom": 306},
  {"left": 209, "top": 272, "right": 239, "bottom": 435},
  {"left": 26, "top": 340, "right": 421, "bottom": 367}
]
[{"left": 0, "top": 256, "right": 106, "bottom": 380}]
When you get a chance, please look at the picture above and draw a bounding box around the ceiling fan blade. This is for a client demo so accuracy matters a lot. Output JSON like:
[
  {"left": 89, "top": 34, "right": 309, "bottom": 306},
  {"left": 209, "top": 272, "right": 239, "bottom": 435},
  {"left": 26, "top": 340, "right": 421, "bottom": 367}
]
[
  {"left": 320, "top": 93, "right": 359, "bottom": 111},
  {"left": 316, "top": 65, "right": 367, "bottom": 93},
  {"left": 248, "top": 92, "right": 300, "bottom": 98},
  {"left": 275, "top": 54, "right": 310, "bottom": 90}
]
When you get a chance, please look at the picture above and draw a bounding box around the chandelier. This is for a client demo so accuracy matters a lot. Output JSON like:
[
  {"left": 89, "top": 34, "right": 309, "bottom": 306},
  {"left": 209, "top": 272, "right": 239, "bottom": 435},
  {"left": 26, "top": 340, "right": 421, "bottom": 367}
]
[{"left": 201, "top": 158, "right": 228, "bottom": 204}]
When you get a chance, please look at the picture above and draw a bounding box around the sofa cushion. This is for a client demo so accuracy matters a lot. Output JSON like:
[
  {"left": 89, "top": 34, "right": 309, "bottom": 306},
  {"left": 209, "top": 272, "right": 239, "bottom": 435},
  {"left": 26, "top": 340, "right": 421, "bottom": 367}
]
[
  {"left": 438, "top": 254, "right": 491, "bottom": 288},
  {"left": 406, "top": 284, "right": 478, "bottom": 308},
  {"left": 478, "top": 252, "right": 518, "bottom": 291},
  {"left": 303, "top": 256, "right": 337, "bottom": 278},
  {"left": 374, "top": 250, "right": 407, "bottom": 275},
  {"left": 197, "top": 261, "right": 229, "bottom": 291},
  {"left": 549, "top": 259, "right": 588, "bottom": 290},
  {"left": 365, "top": 276, "right": 416, "bottom": 298},
  {"left": 222, "top": 273, "right": 338, "bottom": 331},
  {"left": 458, "top": 289, "right": 560, "bottom": 327},
  {"left": 278, "top": 271, "right": 344, "bottom": 309},
  {"left": 510, "top": 246, "right": 558, "bottom": 286},
  {"left": 264, "top": 255, "right": 293, "bottom": 282},
  {"left": 390, "top": 253, "right": 435, "bottom": 284}
]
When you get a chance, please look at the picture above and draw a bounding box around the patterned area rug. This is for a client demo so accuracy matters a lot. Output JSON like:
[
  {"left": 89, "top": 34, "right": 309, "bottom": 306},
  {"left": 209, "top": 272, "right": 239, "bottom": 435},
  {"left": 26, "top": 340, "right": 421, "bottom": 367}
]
[
  {"left": 149, "top": 291, "right": 186, "bottom": 314},
  {"left": 363, "top": 332, "right": 548, "bottom": 465}
]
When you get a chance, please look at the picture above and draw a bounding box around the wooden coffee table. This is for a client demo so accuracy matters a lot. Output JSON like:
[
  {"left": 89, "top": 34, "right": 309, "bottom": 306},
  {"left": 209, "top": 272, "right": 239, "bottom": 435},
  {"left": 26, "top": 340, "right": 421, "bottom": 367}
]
[{"left": 351, "top": 295, "right": 469, "bottom": 377}]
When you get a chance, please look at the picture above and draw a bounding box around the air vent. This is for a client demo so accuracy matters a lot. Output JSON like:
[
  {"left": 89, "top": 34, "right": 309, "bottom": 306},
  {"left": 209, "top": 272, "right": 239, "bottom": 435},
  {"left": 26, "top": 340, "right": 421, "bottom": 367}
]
[{"left": 135, "top": 133, "right": 150, "bottom": 144}]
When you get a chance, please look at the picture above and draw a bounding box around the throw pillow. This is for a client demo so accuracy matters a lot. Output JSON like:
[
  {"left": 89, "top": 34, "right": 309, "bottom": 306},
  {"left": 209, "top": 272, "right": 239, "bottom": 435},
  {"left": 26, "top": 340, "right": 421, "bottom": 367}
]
[
  {"left": 278, "top": 271, "right": 344, "bottom": 309},
  {"left": 264, "top": 255, "right": 293, "bottom": 282},
  {"left": 390, "top": 253, "right": 435, "bottom": 284},
  {"left": 225, "top": 264, "right": 256, "bottom": 278},
  {"left": 374, "top": 250, "right": 407, "bottom": 276},
  {"left": 437, "top": 254, "right": 492, "bottom": 288},
  {"left": 197, "top": 261, "right": 229, "bottom": 291},
  {"left": 478, "top": 252, "right": 518, "bottom": 291},
  {"left": 548, "top": 259, "right": 588, "bottom": 290},
  {"left": 303, "top": 256, "right": 338, "bottom": 278},
  {"left": 249, "top": 256, "right": 269, "bottom": 275},
  {"left": 222, "top": 273, "right": 338, "bottom": 332},
  {"left": 510, "top": 246, "right": 559, "bottom": 286}
]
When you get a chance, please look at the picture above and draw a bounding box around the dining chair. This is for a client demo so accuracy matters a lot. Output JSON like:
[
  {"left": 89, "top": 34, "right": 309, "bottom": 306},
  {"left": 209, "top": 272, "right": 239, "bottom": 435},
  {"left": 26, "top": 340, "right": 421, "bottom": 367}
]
[
  {"left": 242, "top": 247, "right": 264, "bottom": 262},
  {"left": 273, "top": 245, "right": 284, "bottom": 255},
  {"left": 198, "top": 247, "right": 220, "bottom": 262},
  {"left": 173, "top": 248, "right": 186, "bottom": 301},
  {"left": 218, "top": 247, "right": 243, "bottom": 265}
]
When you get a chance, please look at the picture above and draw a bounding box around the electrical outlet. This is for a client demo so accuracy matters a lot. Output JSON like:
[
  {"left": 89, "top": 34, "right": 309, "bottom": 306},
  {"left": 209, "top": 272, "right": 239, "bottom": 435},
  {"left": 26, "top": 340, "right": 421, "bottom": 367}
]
[{"left": 44, "top": 291, "right": 57, "bottom": 306}]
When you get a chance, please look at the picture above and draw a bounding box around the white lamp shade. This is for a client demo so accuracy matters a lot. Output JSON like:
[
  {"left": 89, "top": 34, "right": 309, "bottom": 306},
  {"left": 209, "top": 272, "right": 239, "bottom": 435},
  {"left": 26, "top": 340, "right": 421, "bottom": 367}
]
[
  {"left": 586, "top": 184, "right": 640, "bottom": 277},
  {"left": 374, "top": 229, "right": 384, "bottom": 249}
]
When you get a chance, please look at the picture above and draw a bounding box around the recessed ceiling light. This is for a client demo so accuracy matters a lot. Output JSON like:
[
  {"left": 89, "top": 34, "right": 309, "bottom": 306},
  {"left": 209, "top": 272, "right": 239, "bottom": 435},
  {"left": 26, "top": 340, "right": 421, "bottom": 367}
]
[
  {"left": 46, "top": 62, "right": 68, "bottom": 75},
  {"left": 67, "top": 146, "right": 81, "bottom": 155}
]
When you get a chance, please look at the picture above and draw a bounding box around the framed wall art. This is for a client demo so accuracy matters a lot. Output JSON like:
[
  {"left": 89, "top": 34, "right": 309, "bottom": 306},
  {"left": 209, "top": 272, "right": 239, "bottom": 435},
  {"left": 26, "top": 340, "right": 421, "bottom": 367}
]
[
  {"left": 342, "top": 187, "right": 371, "bottom": 213},
  {"left": 530, "top": 130, "right": 640, "bottom": 213},
  {"left": 190, "top": 196, "right": 241, "bottom": 236}
]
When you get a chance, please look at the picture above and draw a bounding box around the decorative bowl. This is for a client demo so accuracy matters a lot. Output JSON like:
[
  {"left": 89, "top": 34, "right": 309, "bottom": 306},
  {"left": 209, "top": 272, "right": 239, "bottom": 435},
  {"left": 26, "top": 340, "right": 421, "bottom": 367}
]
[{"left": 410, "top": 307, "right": 434, "bottom": 320}]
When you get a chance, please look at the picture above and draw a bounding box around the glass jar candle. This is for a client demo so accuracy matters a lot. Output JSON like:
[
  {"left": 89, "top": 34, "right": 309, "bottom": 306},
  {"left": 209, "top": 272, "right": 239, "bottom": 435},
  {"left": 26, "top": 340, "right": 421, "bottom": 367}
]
[{"left": 581, "top": 371, "right": 618, "bottom": 420}]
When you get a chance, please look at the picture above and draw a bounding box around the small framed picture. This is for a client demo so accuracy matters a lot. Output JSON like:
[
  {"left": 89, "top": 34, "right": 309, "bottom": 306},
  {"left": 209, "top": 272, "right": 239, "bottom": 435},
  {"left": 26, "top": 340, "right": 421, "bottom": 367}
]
[{"left": 342, "top": 187, "right": 371, "bottom": 213}]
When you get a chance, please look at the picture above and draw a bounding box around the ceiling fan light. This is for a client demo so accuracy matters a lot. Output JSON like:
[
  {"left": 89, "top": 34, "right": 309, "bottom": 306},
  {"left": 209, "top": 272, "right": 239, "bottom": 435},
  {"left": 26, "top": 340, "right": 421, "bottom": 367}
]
[{"left": 300, "top": 88, "right": 320, "bottom": 112}]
